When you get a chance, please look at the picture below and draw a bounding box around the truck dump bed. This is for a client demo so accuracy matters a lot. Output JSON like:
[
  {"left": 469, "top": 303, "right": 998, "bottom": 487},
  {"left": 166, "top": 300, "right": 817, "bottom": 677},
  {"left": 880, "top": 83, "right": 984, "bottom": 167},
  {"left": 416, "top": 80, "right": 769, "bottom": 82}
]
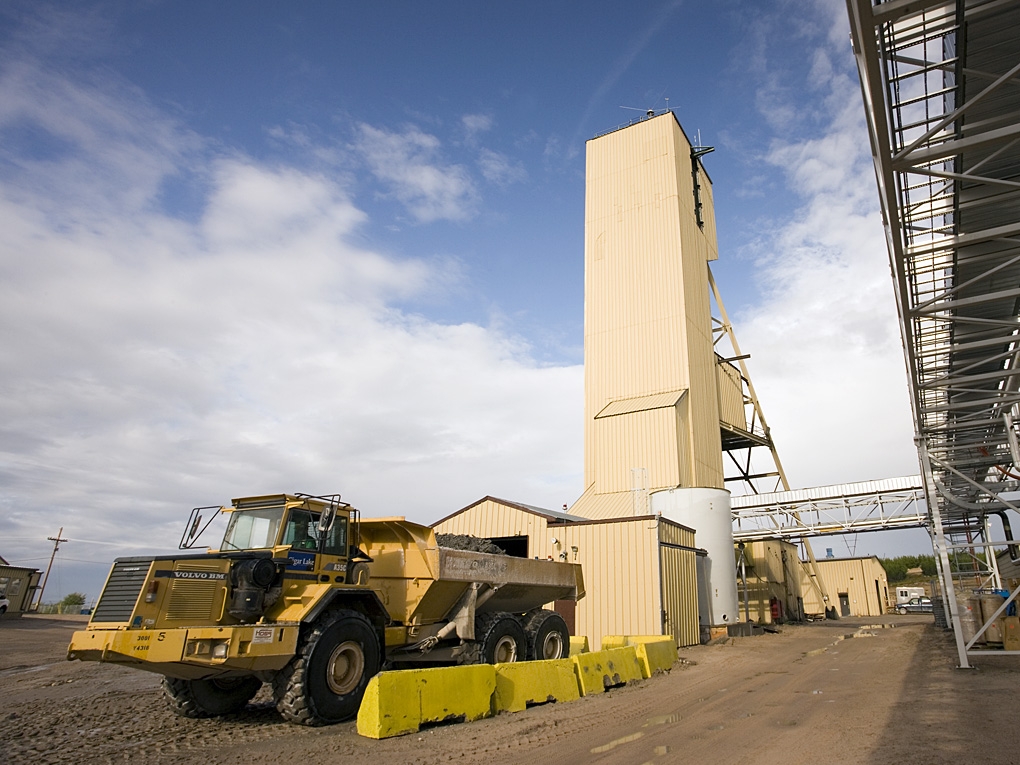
[{"left": 358, "top": 517, "right": 583, "bottom": 626}]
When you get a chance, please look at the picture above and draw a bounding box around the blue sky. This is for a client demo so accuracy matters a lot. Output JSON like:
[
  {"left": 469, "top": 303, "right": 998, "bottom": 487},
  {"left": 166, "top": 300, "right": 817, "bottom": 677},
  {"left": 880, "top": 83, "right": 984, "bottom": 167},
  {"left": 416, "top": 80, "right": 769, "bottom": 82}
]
[{"left": 0, "top": 0, "right": 930, "bottom": 602}]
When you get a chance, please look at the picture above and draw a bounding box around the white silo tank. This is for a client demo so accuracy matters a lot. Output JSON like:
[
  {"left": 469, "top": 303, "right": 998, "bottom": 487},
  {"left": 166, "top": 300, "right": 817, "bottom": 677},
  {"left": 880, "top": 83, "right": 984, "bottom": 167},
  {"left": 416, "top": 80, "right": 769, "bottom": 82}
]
[{"left": 651, "top": 487, "right": 739, "bottom": 626}]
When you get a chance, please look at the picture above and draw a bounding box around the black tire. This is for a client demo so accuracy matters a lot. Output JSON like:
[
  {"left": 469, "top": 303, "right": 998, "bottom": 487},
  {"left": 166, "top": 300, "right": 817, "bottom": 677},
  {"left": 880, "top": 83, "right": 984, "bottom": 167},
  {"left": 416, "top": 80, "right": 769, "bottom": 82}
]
[
  {"left": 472, "top": 612, "right": 527, "bottom": 664},
  {"left": 896, "top": 607, "right": 907, "bottom": 615},
  {"left": 162, "top": 675, "right": 262, "bottom": 718},
  {"left": 523, "top": 609, "right": 570, "bottom": 660},
  {"left": 273, "top": 609, "right": 380, "bottom": 726},
  {"left": 0, "top": 606, "right": 7, "bottom": 616}
]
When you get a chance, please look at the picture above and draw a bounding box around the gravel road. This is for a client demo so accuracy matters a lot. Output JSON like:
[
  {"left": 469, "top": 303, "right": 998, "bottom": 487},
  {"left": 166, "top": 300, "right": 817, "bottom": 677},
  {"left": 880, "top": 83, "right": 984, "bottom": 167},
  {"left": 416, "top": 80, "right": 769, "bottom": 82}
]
[{"left": 2, "top": 614, "right": 1016, "bottom": 765}]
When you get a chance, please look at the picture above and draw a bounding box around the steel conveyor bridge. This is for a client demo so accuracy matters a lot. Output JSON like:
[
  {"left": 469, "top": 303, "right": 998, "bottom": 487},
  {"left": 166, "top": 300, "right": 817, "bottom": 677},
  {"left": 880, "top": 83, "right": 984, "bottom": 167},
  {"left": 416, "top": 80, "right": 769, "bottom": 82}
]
[
  {"left": 731, "top": 476, "right": 927, "bottom": 541},
  {"left": 847, "top": 0, "right": 1020, "bottom": 666}
]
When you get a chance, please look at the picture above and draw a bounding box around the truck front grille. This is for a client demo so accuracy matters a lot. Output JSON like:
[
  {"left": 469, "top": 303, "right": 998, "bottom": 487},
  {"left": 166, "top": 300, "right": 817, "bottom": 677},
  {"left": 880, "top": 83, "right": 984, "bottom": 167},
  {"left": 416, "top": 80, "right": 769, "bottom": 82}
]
[
  {"left": 165, "top": 561, "right": 225, "bottom": 621},
  {"left": 91, "top": 558, "right": 154, "bottom": 623}
]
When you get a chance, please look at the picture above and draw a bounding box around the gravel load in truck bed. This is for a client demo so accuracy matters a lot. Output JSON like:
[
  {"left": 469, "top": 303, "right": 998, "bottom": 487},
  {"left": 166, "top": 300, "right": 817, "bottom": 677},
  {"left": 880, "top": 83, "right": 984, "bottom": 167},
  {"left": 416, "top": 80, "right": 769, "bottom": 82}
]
[{"left": 436, "top": 533, "right": 507, "bottom": 555}]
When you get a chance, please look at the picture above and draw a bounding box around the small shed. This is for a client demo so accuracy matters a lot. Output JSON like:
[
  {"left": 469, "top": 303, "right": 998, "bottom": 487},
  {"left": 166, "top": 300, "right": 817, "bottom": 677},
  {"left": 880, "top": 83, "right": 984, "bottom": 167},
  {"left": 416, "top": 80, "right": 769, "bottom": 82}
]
[
  {"left": 432, "top": 497, "right": 702, "bottom": 649},
  {"left": 0, "top": 556, "right": 41, "bottom": 615}
]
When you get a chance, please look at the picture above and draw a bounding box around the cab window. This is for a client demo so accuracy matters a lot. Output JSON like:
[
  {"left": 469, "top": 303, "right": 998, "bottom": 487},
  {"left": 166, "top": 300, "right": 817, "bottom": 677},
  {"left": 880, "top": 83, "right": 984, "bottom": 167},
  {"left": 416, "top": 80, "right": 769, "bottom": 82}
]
[
  {"left": 281, "top": 508, "right": 349, "bottom": 555},
  {"left": 321, "top": 516, "right": 348, "bottom": 557},
  {"left": 282, "top": 510, "right": 318, "bottom": 551}
]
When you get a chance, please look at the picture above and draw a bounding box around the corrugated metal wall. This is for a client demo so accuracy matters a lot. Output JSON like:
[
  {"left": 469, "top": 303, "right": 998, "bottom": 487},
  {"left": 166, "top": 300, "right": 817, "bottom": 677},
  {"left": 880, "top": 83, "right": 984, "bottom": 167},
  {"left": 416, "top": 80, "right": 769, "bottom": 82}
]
[
  {"left": 554, "top": 517, "right": 663, "bottom": 650},
  {"left": 568, "top": 486, "right": 632, "bottom": 521},
  {"left": 800, "top": 558, "right": 889, "bottom": 617},
  {"left": 594, "top": 407, "right": 681, "bottom": 493},
  {"left": 433, "top": 499, "right": 553, "bottom": 560},
  {"left": 659, "top": 519, "right": 700, "bottom": 646},
  {"left": 577, "top": 112, "right": 725, "bottom": 521},
  {"left": 658, "top": 518, "right": 696, "bottom": 548},
  {"left": 716, "top": 361, "right": 746, "bottom": 431}
]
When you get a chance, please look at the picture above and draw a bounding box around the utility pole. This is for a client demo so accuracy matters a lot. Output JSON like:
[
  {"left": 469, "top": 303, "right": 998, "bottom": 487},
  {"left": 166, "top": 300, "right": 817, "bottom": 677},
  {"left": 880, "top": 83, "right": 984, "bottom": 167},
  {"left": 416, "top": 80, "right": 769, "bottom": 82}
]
[{"left": 34, "top": 527, "right": 68, "bottom": 611}]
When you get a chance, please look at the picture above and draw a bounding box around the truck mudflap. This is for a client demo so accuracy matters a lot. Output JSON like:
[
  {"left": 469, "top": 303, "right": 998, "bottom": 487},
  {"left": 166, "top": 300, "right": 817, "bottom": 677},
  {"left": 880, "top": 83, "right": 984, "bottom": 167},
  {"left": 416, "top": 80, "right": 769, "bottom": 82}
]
[{"left": 67, "top": 623, "right": 301, "bottom": 679}]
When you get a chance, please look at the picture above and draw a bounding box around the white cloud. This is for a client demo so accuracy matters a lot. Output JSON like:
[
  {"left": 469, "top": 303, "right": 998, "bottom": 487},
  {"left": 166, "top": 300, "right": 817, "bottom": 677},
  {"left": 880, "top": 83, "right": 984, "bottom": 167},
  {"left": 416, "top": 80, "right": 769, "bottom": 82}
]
[
  {"left": 353, "top": 123, "right": 479, "bottom": 223},
  {"left": 476, "top": 147, "right": 527, "bottom": 186},
  {"left": 730, "top": 6, "right": 919, "bottom": 490},
  {"left": 461, "top": 113, "right": 493, "bottom": 137},
  {"left": 0, "top": 59, "right": 582, "bottom": 600}
]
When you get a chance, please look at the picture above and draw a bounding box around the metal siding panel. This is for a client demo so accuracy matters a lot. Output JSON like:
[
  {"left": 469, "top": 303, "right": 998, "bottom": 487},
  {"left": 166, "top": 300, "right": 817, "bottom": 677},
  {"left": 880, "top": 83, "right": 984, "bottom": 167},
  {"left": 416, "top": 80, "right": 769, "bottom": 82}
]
[
  {"left": 596, "top": 391, "right": 685, "bottom": 418},
  {"left": 800, "top": 557, "right": 888, "bottom": 617},
  {"left": 433, "top": 500, "right": 550, "bottom": 559},
  {"left": 659, "top": 542, "right": 700, "bottom": 646},
  {"left": 583, "top": 113, "right": 725, "bottom": 501},
  {"left": 594, "top": 408, "right": 680, "bottom": 494},
  {"left": 569, "top": 486, "right": 634, "bottom": 520},
  {"left": 561, "top": 518, "right": 661, "bottom": 650},
  {"left": 716, "top": 362, "right": 746, "bottom": 430},
  {"left": 658, "top": 519, "right": 696, "bottom": 548}
]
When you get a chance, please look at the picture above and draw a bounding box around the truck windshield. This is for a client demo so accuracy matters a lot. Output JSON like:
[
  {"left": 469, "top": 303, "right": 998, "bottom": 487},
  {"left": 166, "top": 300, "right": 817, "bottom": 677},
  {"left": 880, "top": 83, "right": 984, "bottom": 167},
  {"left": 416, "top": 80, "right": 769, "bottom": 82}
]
[{"left": 222, "top": 507, "right": 284, "bottom": 550}]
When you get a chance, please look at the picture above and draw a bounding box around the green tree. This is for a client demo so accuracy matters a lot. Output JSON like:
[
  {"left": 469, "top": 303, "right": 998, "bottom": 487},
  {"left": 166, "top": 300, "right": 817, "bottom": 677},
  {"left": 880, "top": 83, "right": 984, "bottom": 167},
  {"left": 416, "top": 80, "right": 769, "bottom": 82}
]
[
  {"left": 59, "top": 592, "right": 86, "bottom": 609},
  {"left": 881, "top": 558, "right": 909, "bottom": 583}
]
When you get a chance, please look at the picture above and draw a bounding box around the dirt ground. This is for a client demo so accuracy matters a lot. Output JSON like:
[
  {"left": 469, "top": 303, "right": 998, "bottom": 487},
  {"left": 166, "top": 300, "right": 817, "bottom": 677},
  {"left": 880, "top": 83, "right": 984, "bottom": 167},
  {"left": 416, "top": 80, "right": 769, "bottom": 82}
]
[{"left": 2, "top": 614, "right": 1019, "bottom": 765}]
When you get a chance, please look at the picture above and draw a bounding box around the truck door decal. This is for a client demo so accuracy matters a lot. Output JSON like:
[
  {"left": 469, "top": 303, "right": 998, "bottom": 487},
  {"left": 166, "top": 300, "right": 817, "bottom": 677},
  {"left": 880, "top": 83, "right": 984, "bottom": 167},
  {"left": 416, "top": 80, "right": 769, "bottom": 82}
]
[{"left": 286, "top": 550, "right": 316, "bottom": 571}]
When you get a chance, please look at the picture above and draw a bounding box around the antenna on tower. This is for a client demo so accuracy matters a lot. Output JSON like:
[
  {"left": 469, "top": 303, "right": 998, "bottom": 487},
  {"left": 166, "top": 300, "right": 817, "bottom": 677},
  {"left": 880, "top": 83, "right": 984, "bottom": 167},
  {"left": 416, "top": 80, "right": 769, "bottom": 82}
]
[
  {"left": 618, "top": 91, "right": 672, "bottom": 123},
  {"left": 620, "top": 105, "right": 656, "bottom": 118}
]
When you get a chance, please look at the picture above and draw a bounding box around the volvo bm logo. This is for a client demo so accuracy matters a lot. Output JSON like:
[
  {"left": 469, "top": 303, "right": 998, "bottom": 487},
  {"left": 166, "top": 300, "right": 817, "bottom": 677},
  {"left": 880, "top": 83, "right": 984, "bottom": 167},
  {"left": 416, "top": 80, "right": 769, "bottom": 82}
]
[{"left": 172, "top": 571, "right": 226, "bottom": 580}]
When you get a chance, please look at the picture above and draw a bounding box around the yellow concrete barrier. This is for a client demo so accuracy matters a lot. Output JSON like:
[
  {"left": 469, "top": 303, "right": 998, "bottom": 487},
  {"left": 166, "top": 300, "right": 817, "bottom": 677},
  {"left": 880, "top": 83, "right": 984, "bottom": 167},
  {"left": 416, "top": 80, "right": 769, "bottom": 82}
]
[
  {"left": 599, "top": 636, "right": 678, "bottom": 678},
  {"left": 570, "top": 646, "right": 643, "bottom": 696},
  {"left": 633, "top": 639, "right": 678, "bottom": 678},
  {"left": 604, "top": 646, "right": 644, "bottom": 684},
  {"left": 568, "top": 635, "right": 589, "bottom": 655},
  {"left": 493, "top": 658, "right": 580, "bottom": 712},
  {"left": 357, "top": 664, "right": 496, "bottom": 739}
]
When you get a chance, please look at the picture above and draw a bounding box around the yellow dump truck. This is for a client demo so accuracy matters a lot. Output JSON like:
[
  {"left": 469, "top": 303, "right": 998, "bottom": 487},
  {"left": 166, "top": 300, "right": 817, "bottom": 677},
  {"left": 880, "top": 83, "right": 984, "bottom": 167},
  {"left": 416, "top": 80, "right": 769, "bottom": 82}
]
[{"left": 67, "top": 493, "right": 583, "bottom": 725}]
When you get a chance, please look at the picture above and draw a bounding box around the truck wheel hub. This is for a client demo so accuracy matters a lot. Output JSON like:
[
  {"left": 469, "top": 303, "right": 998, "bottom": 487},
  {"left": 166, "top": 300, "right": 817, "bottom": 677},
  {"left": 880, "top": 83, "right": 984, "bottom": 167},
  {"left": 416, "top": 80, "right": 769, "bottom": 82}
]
[
  {"left": 541, "top": 632, "right": 564, "bottom": 659},
  {"left": 493, "top": 635, "right": 518, "bottom": 663},
  {"left": 326, "top": 640, "right": 365, "bottom": 695}
]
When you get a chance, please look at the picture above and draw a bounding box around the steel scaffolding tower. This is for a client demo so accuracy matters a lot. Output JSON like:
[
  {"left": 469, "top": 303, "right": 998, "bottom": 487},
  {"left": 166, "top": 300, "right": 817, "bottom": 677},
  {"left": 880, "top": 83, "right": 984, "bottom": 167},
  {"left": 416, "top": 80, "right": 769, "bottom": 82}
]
[{"left": 847, "top": 0, "right": 1020, "bottom": 666}]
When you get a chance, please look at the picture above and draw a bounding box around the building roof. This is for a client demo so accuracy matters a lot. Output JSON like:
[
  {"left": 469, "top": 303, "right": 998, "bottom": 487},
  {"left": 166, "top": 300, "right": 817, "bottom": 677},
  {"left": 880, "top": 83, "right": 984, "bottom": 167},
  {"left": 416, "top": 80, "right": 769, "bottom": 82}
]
[{"left": 431, "top": 496, "right": 582, "bottom": 528}]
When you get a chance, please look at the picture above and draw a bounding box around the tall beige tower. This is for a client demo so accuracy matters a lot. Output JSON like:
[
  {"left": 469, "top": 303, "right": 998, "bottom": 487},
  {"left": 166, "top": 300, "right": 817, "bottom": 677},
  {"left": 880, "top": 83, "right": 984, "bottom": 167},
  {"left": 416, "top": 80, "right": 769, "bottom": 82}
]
[{"left": 571, "top": 112, "right": 728, "bottom": 521}]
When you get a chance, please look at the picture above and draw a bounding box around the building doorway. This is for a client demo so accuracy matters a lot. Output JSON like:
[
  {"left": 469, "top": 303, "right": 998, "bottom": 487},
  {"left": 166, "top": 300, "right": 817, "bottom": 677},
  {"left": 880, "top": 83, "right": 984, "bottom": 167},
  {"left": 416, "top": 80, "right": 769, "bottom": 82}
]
[{"left": 838, "top": 592, "right": 851, "bottom": 617}]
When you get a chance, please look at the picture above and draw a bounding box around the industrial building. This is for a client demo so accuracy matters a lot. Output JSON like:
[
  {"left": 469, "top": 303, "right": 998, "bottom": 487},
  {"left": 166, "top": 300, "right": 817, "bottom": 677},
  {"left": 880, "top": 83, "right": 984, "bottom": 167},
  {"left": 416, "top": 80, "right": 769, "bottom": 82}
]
[
  {"left": 0, "top": 555, "right": 41, "bottom": 615},
  {"left": 433, "top": 111, "right": 754, "bottom": 646},
  {"left": 800, "top": 556, "right": 889, "bottom": 619}
]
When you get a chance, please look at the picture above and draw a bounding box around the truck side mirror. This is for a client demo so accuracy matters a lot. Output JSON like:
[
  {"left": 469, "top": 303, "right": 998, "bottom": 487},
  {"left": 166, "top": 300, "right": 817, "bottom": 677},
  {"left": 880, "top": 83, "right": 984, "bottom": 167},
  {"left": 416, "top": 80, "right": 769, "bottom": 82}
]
[{"left": 317, "top": 506, "right": 335, "bottom": 534}]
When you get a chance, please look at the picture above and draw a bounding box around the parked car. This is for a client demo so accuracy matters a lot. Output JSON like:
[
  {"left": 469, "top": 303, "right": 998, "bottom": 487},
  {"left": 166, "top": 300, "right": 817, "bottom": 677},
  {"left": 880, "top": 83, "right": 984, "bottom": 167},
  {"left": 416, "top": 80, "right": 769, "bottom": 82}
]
[
  {"left": 0, "top": 596, "right": 9, "bottom": 615},
  {"left": 896, "top": 596, "right": 933, "bottom": 614}
]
